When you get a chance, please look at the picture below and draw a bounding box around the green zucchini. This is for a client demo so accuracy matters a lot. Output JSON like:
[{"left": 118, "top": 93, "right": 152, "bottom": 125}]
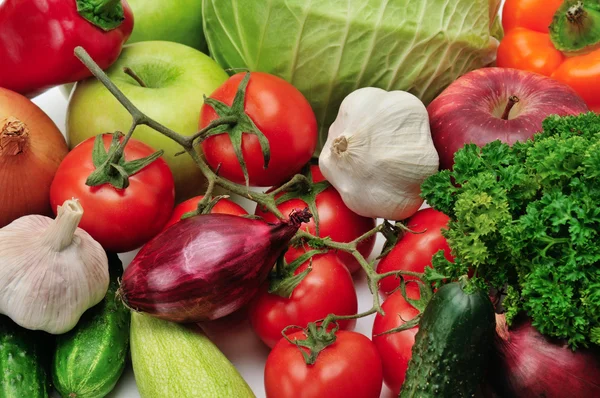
[
  {"left": 131, "top": 312, "right": 255, "bottom": 398},
  {"left": 52, "top": 252, "right": 130, "bottom": 398},
  {"left": 400, "top": 281, "right": 495, "bottom": 398},
  {"left": 0, "top": 316, "right": 50, "bottom": 398}
]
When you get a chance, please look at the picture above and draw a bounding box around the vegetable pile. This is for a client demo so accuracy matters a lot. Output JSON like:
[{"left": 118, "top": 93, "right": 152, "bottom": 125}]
[
  {"left": 203, "top": 0, "right": 503, "bottom": 147},
  {"left": 422, "top": 112, "right": 600, "bottom": 347},
  {"left": 2, "top": 1, "right": 600, "bottom": 397}
]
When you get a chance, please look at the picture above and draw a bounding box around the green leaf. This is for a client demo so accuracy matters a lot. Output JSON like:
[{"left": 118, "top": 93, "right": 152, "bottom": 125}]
[
  {"left": 76, "top": 0, "right": 125, "bottom": 31},
  {"left": 202, "top": 73, "right": 271, "bottom": 186}
]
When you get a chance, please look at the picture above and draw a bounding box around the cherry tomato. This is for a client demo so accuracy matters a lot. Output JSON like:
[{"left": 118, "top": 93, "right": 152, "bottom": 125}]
[
  {"left": 163, "top": 195, "right": 247, "bottom": 230},
  {"left": 200, "top": 72, "right": 317, "bottom": 187},
  {"left": 256, "top": 165, "right": 376, "bottom": 273},
  {"left": 372, "top": 290, "right": 420, "bottom": 395},
  {"left": 377, "top": 208, "right": 453, "bottom": 295},
  {"left": 50, "top": 134, "right": 175, "bottom": 253},
  {"left": 265, "top": 330, "right": 383, "bottom": 398},
  {"left": 249, "top": 254, "right": 358, "bottom": 348}
]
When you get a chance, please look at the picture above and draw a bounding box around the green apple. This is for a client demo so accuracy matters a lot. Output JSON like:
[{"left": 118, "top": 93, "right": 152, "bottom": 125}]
[
  {"left": 127, "top": 0, "right": 207, "bottom": 52},
  {"left": 60, "top": 0, "right": 207, "bottom": 99},
  {"left": 67, "top": 41, "right": 228, "bottom": 200}
]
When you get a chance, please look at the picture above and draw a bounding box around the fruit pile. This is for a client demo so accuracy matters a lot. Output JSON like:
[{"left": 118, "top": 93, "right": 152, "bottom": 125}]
[{"left": 1, "top": 1, "right": 599, "bottom": 398}]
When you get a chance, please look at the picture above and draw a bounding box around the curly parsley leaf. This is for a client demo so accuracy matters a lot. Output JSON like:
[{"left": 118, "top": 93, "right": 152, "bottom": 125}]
[{"left": 422, "top": 112, "right": 600, "bottom": 347}]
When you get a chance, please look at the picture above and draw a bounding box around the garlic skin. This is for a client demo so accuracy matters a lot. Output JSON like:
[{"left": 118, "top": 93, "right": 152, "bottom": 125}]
[
  {"left": 0, "top": 199, "right": 109, "bottom": 334},
  {"left": 319, "top": 87, "right": 439, "bottom": 220}
]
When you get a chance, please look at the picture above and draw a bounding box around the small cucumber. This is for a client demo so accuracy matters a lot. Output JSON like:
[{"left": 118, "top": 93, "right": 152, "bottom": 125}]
[
  {"left": 400, "top": 281, "right": 495, "bottom": 398},
  {"left": 131, "top": 312, "right": 255, "bottom": 398},
  {"left": 52, "top": 252, "right": 130, "bottom": 398},
  {"left": 0, "top": 316, "right": 50, "bottom": 398}
]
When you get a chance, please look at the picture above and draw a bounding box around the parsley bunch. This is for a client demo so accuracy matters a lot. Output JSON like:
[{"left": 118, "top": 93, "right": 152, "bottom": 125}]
[{"left": 422, "top": 112, "right": 600, "bottom": 348}]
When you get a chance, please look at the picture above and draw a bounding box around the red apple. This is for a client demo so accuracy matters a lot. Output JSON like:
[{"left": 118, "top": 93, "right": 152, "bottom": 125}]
[{"left": 428, "top": 67, "right": 589, "bottom": 170}]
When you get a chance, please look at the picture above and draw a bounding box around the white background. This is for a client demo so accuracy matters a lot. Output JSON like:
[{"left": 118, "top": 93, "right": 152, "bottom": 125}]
[{"left": 32, "top": 0, "right": 506, "bottom": 396}]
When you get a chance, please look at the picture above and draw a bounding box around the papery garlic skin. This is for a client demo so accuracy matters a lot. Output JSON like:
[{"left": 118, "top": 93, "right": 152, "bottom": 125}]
[
  {"left": 0, "top": 200, "right": 108, "bottom": 334},
  {"left": 319, "top": 87, "right": 439, "bottom": 221}
]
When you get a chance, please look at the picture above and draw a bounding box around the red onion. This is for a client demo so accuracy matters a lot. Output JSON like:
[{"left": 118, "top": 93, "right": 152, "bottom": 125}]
[
  {"left": 120, "top": 209, "right": 311, "bottom": 323},
  {"left": 486, "top": 314, "right": 600, "bottom": 397}
]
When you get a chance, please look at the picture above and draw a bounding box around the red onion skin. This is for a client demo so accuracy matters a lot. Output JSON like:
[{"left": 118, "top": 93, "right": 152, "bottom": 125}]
[
  {"left": 487, "top": 316, "right": 600, "bottom": 398},
  {"left": 121, "top": 212, "right": 309, "bottom": 323}
]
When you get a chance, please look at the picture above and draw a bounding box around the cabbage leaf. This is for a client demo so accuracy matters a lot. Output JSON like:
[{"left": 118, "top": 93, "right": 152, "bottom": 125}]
[{"left": 202, "top": 0, "right": 502, "bottom": 150}]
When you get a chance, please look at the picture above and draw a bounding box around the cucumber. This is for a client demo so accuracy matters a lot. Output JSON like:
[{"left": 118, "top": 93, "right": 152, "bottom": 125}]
[
  {"left": 131, "top": 312, "right": 255, "bottom": 398},
  {"left": 0, "top": 316, "right": 50, "bottom": 398},
  {"left": 52, "top": 252, "right": 130, "bottom": 398},
  {"left": 400, "top": 281, "right": 495, "bottom": 398}
]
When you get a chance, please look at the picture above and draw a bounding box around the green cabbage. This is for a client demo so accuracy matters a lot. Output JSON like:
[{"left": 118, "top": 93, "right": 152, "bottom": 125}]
[{"left": 202, "top": 0, "right": 503, "bottom": 150}]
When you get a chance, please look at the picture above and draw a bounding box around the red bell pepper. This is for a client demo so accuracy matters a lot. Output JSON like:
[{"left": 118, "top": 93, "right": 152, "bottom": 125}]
[{"left": 0, "top": 0, "right": 134, "bottom": 98}]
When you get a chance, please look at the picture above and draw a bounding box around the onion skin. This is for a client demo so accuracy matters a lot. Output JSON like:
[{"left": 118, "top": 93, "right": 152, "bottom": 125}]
[
  {"left": 486, "top": 315, "right": 600, "bottom": 397},
  {"left": 120, "top": 211, "right": 311, "bottom": 323},
  {"left": 0, "top": 88, "right": 68, "bottom": 227}
]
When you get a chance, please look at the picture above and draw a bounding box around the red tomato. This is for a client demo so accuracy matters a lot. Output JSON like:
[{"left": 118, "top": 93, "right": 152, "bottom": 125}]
[
  {"left": 256, "top": 165, "right": 376, "bottom": 273},
  {"left": 372, "top": 290, "right": 420, "bottom": 395},
  {"left": 377, "top": 208, "right": 453, "bottom": 294},
  {"left": 163, "top": 195, "right": 247, "bottom": 230},
  {"left": 50, "top": 134, "right": 175, "bottom": 253},
  {"left": 265, "top": 330, "right": 383, "bottom": 398},
  {"left": 200, "top": 72, "right": 317, "bottom": 187},
  {"left": 249, "top": 254, "right": 358, "bottom": 348}
]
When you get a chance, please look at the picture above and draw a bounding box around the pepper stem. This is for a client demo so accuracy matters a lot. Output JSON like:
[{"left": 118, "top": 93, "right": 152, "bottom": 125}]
[
  {"left": 501, "top": 96, "right": 520, "bottom": 120},
  {"left": 0, "top": 117, "right": 29, "bottom": 157},
  {"left": 123, "top": 67, "right": 147, "bottom": 88},
  {"left": 41, "top": 200, "right": 84, "bottom": 252},
  {"left": 550, "top": 0, "right": 600, "bottom": 54},
  {"left": 76, "top": 0, "right": 125, "bottom": 32}
]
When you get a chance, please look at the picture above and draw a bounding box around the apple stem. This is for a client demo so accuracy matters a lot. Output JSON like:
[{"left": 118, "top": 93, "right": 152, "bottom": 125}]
[
  {"left": 123, "top": 67, "right": 148, "bottom": 88},
  {"left": 501, "top": 96, "right": 520, "bottom": 120}
]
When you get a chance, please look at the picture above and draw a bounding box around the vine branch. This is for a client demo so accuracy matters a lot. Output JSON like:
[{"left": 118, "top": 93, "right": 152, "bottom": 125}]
[{"left": 73, "top": 47, "right": 429, "bottom": 357}]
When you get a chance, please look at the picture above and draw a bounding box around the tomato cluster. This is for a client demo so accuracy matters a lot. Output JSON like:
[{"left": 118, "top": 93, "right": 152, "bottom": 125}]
[{"left": 47, "top": 71, "right": 454, "bottom": 397}]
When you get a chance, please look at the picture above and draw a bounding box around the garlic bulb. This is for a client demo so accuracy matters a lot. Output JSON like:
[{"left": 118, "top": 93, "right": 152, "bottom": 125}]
[
  {"left": 0, "top": 199, "right": 109, "bottom": 334},
  {"left": 319, "top": 87, "right": 439, "bottom": 220}
]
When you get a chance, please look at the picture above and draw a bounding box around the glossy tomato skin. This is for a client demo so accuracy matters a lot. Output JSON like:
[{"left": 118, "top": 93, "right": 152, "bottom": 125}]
[
  {"left": 50, "top": 134, "right": 175, "bottom": 253},
  {"left": 265, "top": 330, "right": 383, "bottom": 398},
  {"left": 378, "top": 208, "right": 453, "bottom": 294},
  {"left": 249, "top": 254, "right": 358, "bottom": 348},
  {"left": 372, "top": 290, "right": 420, "bottom": 395},
  {"left": 256, "top": 165, "right": 376, "bottom": 273},
  {"left": 163, "top": 195, "right": 247, "bottom": 230},
  {"left": 200, "top": 72, "right": 317, "bottom": 187}
]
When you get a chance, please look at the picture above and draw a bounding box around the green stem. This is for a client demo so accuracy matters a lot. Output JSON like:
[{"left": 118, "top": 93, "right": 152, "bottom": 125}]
[
  {"left": 321, "top": 308, "right": 378, "bottom": 330},
  {"left": 123, "top": 67, "right": 147, "bottom": 88},
  {"left": 186, "top": 116, "right": 239, "bottom": 146},
  {"left": 107, "top": 122, "right": 136, "bottom": 174},
  {"left": 96, "top": 0, "right": 121, "bottom": 14}
]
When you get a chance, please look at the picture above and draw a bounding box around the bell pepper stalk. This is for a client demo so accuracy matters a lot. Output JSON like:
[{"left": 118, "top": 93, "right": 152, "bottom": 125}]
[
  {"left": 498, "top": 0, "right": 600, "bottom": 111},
  {"left": 0, "top": 0, "right": 134, "bottom": 98}
]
